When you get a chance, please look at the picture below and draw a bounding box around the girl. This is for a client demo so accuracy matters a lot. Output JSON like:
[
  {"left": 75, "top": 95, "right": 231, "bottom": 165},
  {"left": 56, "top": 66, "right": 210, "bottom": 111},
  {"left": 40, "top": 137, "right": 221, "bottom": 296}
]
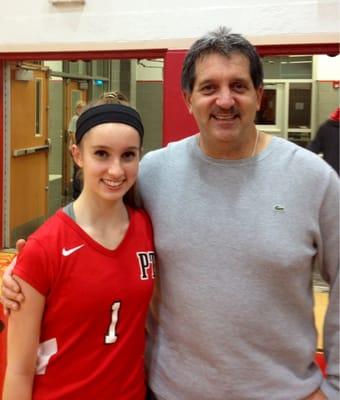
[{"left": 3, "top": 96, "right": 155, "bottom": 399}]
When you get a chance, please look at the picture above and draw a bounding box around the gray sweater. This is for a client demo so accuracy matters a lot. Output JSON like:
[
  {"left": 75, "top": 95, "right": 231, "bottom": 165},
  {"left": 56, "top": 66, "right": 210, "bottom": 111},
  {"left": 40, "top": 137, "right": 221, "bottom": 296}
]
[{"left": 139, "top": 135, "right": 339, "bottom": 400}]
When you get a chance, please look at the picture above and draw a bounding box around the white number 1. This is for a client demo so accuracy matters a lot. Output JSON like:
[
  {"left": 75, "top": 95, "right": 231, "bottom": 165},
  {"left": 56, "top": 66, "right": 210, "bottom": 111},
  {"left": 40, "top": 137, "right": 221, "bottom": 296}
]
[{"left": 105, "top": 301, "right": 121, "bottom": 344}]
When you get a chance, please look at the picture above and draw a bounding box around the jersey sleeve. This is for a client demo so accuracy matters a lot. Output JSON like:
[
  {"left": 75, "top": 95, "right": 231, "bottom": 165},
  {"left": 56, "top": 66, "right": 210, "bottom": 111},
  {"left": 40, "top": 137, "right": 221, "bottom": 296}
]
[{"left": 13, "top": 237, "right": 53, "bottom": 296}]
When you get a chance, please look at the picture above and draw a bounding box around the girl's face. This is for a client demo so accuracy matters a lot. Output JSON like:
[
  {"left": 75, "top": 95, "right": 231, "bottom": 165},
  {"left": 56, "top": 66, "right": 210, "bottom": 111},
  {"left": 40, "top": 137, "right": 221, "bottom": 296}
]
[{"left": 72, "top": 123, "right": 141, "bottom": 204}]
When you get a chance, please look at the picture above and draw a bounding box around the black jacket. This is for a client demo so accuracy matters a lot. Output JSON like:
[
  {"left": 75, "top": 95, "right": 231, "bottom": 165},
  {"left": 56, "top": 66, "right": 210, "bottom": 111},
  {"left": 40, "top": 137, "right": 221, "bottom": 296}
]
[{"left": 308, "top": 119, "right": 339, "bottom": 175}]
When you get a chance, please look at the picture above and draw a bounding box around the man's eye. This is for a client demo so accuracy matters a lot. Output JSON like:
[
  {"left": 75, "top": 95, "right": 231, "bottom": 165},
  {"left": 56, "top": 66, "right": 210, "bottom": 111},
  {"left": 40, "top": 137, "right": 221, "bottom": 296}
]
[
  {"left": 200, "top": 85, "right": 215, "bottom": 94},
  {"left": 232, "top": 82, "right": 246, "bottom": 92}
]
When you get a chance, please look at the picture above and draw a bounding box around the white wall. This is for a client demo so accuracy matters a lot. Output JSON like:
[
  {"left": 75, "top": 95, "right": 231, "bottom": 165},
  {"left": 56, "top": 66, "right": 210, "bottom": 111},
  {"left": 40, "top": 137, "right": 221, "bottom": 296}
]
[
  {"left": 136, "top": 60, "right": 163, "bottom": 81},
  {"left": 0, "top": 0, "right": 339, "bottom": 52},
  {"left": 44, "top": 61, "right": 63, "bottom": 72},
  {"left": 315, "top": 55, "right": 340, "bottom": 80}
]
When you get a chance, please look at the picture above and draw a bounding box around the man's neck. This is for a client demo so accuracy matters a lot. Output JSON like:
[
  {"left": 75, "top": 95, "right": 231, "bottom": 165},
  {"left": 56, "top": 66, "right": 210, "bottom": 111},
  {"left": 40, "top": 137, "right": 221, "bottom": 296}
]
[{"left": 197, "top": 131, "right": 272, "bottom": 160}]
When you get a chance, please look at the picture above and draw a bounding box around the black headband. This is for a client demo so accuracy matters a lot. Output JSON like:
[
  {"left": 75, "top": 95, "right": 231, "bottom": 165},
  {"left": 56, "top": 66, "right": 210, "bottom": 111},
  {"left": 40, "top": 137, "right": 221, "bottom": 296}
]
[{"left": 75, "top": 103, "right": 144, "bottom": 144}]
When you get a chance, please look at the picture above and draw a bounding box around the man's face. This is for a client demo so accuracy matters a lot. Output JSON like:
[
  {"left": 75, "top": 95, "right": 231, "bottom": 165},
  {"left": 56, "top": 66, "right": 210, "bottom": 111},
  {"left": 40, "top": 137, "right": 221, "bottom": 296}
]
[{"left": 184, "top": 52, "right": 263, "bottom": 159}]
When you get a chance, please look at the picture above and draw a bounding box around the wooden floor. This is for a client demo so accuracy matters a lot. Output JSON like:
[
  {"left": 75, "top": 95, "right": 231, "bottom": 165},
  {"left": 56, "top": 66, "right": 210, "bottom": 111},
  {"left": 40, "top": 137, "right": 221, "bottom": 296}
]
[{"left": 314, "top": 290, "right": 328, "bottom": 350}]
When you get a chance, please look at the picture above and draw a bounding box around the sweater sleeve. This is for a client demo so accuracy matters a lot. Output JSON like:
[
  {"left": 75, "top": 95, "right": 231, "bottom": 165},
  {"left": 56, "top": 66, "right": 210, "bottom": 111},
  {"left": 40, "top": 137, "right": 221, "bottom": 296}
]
[{"left": 318, "top": 171, "right": 339, "bottom": 399}]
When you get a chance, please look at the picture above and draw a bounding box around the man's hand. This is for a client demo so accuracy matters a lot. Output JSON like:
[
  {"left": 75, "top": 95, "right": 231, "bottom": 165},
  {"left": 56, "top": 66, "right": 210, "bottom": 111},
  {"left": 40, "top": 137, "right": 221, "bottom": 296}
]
[
  {"left": 0, "top": 239, "right": 26, "bottom": 315},
  {"left": 303, "top": 389, "right": 327, "bottom": 400}
]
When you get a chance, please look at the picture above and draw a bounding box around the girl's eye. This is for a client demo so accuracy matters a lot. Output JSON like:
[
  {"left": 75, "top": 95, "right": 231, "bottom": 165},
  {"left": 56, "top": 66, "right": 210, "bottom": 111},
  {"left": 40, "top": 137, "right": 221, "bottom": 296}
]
[
  {"left": 95, "top": 150, "right": 108, "bottom": 158},
  {"left": 122, "top": 151, "right": 137, "bottom": 160}
]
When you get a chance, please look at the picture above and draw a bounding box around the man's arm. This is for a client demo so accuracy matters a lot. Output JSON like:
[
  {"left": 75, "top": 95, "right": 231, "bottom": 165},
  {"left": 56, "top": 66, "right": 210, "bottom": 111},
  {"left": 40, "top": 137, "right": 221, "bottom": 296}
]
[
  {"left": 0, "top": 239, "right": 26, "bottom": 314},
  {"left": 307, "top": 125, "right": 325, "bottom": 156},
  {"left": 318, "top": 171, "right": 340, "bottom": 399},
  {"left": 2, "top": 276, "right": 45, "bottom": 400},
  {"left": 303, "top": 389, "right": 327, "bottom": 400}
]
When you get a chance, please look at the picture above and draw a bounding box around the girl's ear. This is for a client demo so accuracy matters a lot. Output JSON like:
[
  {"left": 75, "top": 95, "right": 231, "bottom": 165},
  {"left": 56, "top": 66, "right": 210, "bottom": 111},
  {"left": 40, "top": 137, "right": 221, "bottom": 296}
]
[{"left": 71, "top": 144, "right": 83, "bottom": 168}]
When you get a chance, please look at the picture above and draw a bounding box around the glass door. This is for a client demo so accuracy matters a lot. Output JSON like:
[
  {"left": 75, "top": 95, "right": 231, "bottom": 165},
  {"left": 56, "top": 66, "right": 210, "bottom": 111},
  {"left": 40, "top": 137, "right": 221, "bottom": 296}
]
[
  {"left": 256, "top": 83, "right": 286, "bottom": 138},
  {"left": 287, "top": 82, "right": 312, "bottom": 147}
]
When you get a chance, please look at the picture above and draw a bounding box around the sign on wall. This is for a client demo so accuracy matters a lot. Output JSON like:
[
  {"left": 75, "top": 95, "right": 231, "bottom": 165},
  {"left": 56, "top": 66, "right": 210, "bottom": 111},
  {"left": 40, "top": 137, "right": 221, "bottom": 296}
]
[{"left": 51, "top": 0, "right": 85, "bottom": 4}]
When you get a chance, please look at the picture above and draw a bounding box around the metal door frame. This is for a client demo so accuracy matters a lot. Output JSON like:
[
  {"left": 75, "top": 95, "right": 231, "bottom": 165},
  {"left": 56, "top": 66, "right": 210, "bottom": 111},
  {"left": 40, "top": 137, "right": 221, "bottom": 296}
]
[{"left": 3, "top": 64, "right": 11, "bottom": 247}]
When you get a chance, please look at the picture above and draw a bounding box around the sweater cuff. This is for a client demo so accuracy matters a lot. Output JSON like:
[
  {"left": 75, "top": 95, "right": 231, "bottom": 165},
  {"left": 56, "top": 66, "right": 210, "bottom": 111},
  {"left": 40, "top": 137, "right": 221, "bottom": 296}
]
[{"left": 320, "top": 379, "right": 339, "bottom": 400}]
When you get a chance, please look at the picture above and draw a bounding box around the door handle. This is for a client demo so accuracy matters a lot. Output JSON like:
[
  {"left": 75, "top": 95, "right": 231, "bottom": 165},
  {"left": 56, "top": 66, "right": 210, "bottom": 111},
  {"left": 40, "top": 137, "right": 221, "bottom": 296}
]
[{"left": 13, "top": 144, "right": 50, "bottom": 157}]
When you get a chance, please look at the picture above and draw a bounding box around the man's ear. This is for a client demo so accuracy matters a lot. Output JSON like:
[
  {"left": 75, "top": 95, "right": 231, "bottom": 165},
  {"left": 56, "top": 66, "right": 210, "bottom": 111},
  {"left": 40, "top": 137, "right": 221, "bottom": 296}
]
[
  {"left": 256, "top": 85, "right": 264, "bottom": 112},
  {"left": 182, "top": 91, "right": 193, "bottom": 114},
  {"left": 71, "top": 144, "right": 83, "bottom": 168}
]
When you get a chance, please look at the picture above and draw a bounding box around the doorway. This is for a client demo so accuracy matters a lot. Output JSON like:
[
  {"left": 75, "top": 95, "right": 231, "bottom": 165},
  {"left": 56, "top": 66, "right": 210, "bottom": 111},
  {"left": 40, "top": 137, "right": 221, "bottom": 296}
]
[
  {"left": 8, "top": 64, "right": 49, "bottom": 247},
  {"left": 256, "top": 83, "right": 286, "bottom": 137},
  {"left": 63, "top": 79, "right": 88, "bottom": 199},
  {"left": 3, "top": 55, "right": 165, "bottom": 247}
]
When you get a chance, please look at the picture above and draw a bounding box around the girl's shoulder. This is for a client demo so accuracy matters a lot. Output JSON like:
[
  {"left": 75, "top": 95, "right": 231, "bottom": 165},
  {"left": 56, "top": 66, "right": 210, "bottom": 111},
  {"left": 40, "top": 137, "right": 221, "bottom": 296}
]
[
  {"left": 27, "top": 210, "right": 68, "bottom": 245},
  {"left": 128, "top": 207, "right": 154, "bottom": 243},
  {"left": 129, "top": 207, "right": 152, "bottom": 227}
]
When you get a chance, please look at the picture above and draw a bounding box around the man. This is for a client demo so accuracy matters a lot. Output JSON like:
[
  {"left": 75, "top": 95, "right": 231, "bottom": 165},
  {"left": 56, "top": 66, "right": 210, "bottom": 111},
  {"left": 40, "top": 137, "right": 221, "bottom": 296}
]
[
  {"left": 67, "top": 100, "right": 86, "bottom": 150},
  {"left": 2, "top": 27, "right": 339, "bottom": 399},
  {"left": 307, "top": 107, "right": 339, "bottom": 175}
]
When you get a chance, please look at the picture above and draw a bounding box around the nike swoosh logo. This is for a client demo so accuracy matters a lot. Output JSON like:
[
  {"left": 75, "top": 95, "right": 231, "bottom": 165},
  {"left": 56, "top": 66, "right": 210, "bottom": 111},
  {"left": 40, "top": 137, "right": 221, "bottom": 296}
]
[{"left": 62, "top": 244, "right": 85, "bottom": 256}]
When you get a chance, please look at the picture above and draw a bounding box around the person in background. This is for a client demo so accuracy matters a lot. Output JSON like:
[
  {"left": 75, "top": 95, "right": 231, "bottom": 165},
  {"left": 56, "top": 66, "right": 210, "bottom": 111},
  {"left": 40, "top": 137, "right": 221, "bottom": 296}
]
[
  {"left": 2, "top": 27, "right": 339, "bottom": 400},
  {"left": 67, "top": 100, "right": 86, "bottom": 199},
  {"left": 3, "top": 95, "right": 155, "bottom": 399},
  {"left": 67, "top": 100, "right": 87, "bottom": 149},
  {"left": 307, "top": 107, "right": 339, "bottom": 175}
]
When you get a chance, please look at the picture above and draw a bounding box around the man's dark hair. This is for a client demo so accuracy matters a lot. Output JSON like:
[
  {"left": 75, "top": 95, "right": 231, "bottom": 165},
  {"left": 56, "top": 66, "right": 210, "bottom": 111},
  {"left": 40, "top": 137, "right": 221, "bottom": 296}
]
[{"left": 181, "top": 26, "right": 263, "bottom": 93}]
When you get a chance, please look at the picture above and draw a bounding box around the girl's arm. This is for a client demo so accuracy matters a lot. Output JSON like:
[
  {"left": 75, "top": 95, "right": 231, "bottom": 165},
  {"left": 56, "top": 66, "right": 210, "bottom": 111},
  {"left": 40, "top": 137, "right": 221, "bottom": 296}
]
[{"left": 3, "top": 276, "right": 45, "bottom": 400}]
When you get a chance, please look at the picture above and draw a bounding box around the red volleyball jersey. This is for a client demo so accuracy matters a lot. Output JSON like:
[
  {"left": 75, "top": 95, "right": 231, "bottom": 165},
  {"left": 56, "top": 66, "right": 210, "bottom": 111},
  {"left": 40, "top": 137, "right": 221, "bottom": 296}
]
[{"left": 13, "top": 208, "right": 155, "bottom": 400}]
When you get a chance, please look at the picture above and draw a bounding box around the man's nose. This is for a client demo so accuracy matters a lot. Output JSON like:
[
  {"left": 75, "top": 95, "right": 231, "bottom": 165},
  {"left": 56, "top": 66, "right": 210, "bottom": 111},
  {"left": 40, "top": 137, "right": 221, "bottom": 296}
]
[{"left": 215, "top": 88, "right": 235, "bottom": 109}]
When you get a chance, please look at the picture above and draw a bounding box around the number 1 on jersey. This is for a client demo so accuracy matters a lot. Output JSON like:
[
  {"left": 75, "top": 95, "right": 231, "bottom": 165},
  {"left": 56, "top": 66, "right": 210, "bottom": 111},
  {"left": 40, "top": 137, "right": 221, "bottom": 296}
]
[{"left": 105, "top": 301, "right": 121, "bottom": 344}]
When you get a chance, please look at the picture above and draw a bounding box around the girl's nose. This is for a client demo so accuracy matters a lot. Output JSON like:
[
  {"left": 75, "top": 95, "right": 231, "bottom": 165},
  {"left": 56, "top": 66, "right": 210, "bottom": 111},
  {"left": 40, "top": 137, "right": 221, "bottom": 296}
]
[{"left": 108, "top": 159, "right": 124, "bottom": 177}]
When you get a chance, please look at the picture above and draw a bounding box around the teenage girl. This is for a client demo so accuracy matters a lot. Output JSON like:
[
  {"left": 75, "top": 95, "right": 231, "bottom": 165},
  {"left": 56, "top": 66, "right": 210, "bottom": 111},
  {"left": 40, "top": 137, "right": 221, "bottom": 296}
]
[{"left": 3, "top": 95, "right": 155, "bottom": 400}]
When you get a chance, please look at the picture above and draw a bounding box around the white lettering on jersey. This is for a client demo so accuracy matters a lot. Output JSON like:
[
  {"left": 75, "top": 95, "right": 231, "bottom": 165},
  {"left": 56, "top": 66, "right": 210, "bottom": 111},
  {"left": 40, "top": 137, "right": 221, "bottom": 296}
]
[
  {"left": 36, "top": 338, "right": 58, "bottom": 375},
  {"left": 62, "top": 244, "right": 84, "bottom": 256},
  {"left": 105, "top": 301, "right": 121, "bottom": 344},
  {"left": 136, "top": 251, "right": 155, "bottom": 280}
]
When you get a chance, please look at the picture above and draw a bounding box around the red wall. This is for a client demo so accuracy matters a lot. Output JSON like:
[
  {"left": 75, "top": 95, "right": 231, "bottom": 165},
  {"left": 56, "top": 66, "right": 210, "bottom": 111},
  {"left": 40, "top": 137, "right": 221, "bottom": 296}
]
[{"left": 162, "top": 51, "right": 198, "bottom": 145}]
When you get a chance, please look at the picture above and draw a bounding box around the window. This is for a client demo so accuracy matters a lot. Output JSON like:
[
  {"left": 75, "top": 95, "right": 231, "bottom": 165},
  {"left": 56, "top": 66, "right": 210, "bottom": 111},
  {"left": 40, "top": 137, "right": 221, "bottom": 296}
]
[
  {"left": 262, "top": 56, "right": 313, "bottom": 79},
  {"left": 256, "top": 88, "right": 276, "bottom": 125},
  {"left": 35, "top": 78, "right": 43, "bottom": 136}
]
